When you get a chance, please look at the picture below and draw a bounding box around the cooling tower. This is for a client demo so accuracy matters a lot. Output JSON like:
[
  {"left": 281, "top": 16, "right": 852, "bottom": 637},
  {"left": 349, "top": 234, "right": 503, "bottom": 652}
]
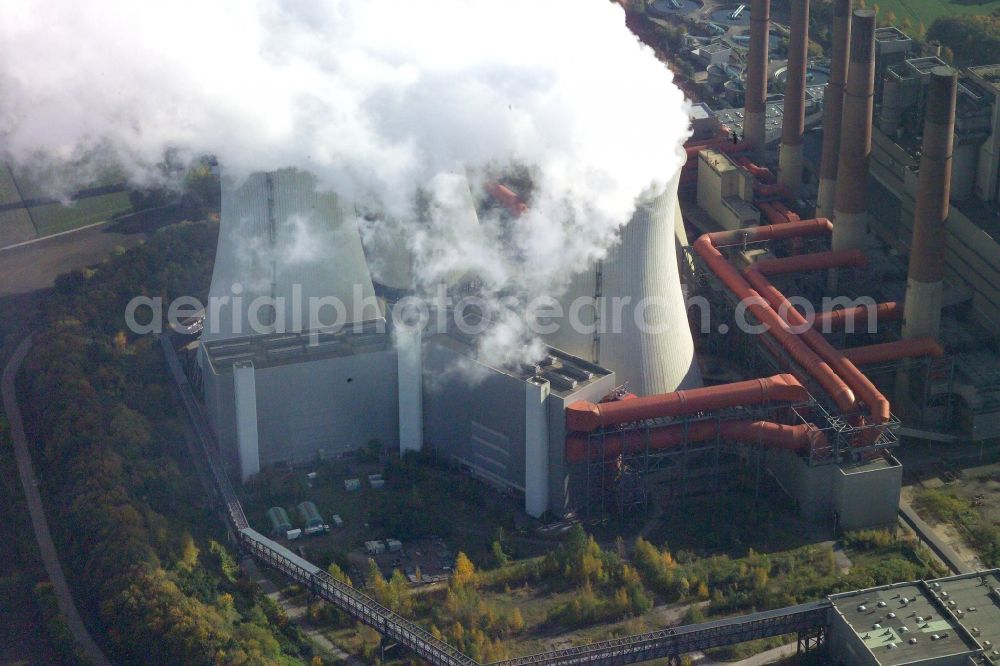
[{"left": 546, "top": 170, "right": 702, "bottom": 396}]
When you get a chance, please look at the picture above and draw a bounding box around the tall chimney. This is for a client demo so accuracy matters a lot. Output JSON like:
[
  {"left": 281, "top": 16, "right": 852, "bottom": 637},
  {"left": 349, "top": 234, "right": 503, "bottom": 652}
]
[
  {"left": 903, "top": 67, "right": 957, "bottom": 341},
  {"left": 832, "top": 10, "right": 877, "bottom": 251},
  {"left": 779, "top": 0, "right": 810, "bottom": 200},
  {"left": 744, "top": 0, "right": 771, "bottom": 162},
  {"left": 816, "top": 0, "right": 852, "bottom": 219}
]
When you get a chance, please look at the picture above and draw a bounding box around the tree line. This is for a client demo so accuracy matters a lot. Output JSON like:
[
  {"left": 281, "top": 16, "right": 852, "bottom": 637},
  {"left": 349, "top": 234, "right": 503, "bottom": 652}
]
[{"left": 22, "top": 221, "right": 319, "bottom": 664}]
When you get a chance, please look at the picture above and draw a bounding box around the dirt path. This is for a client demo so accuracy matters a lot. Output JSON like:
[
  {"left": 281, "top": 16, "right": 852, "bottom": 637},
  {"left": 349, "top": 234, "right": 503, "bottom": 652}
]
[{"left": 2, "top": 335, "right": 112, "bottom": 665}]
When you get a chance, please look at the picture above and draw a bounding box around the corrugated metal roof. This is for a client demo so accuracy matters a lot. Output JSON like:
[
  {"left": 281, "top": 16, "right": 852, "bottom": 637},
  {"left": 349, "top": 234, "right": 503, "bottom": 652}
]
[{"left": 204, "top": 168, "right": 382, "bottom": 342}]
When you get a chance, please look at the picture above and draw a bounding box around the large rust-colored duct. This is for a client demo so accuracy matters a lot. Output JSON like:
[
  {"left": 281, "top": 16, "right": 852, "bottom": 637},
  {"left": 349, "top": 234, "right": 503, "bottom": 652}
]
[
  {"left": 779, "top": 0, "right": 810, "bottom": 199},
  {"left": 832, "top": 10, "right": 877, "bottom": 251},
  {"left": 566, "top": 374, "right": 809, "bottom": 432},
  {"left": 743, "top": 266, "right": 891, "bottom": 423},
  {"left": 843, "top": 338, "right": 945, "bottom": 366},
  {"left": 692, "top": 221, "right": 858, "bottom": 413},
  {"left": 817, "top": 0, "right": 852, "bottom": 219},
  {"left": 744, "top": 0, "right": 771, "bottom": 161},
  {"left": 814, "top": 301, "right": 901, "bottom": 332},
  {"left": 485, "top": 182, "right": 528, "bottom": 217},
  {"left": 566, "top": 420, "right": 826, "bottom": 463},
  {"left": 903, "top": 66, "right": 958, "bottom": 340},
  {"left": 753, "top": 248, "right": 868, "bottom": 276}
]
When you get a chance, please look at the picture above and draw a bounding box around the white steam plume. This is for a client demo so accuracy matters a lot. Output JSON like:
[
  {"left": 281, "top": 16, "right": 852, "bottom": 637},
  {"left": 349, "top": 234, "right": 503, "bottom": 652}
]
[{"left": 1, "top": 0, "right": 692, "bottom": 369}]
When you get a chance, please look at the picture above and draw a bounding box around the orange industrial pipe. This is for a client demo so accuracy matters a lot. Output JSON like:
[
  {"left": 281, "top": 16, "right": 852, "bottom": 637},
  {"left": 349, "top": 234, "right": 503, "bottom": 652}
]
[
  {"left": 565, "top": 420, "right": 827, "bottom": 463},
  {"left": 737, "top": 157, "right": 777, "bottom": 184},
  {"left": 485, "top": 182, "right": 528, "bottom": 217},
  {"left": 770, "top": 201, "right": 800, "bottom": 223},
  {"left": 758, "top": 202, "right": 787, "bottom": 226},
  {"left": 743, "top": 266, "right": 891, "bottom": 423},
  {"left": 754, "top": 182, "right": 794, "bottom": 200},
  {"left": 692, "top": 223, "right": 857, "bottom": 413},
  {"left": 753, "top": 249, "right": 868, "bottom": 276},
  {"left": 842, "top": 338, "right": 945, "bottom": 366},
  {"left": 704, "top": 217, "right": 833, "bottom": 247},
  {"left": 566, "top": 374, "right": 809, "bottom": 432},
  {"left": 813, "top": 302, "right": 901, "bottom": 331}
]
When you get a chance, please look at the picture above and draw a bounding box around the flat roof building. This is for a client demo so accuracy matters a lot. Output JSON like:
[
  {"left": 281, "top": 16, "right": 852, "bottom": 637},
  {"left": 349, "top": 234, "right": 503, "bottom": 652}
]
[{"left": 829, "top": 570, "right": 1000, "bottom": 665}]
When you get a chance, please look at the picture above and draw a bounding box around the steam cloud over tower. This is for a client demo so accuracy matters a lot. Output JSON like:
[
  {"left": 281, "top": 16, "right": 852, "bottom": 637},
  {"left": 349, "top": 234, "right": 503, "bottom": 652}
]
[{"left": 546, "top": 171, "right": 702, "bottom": 396}]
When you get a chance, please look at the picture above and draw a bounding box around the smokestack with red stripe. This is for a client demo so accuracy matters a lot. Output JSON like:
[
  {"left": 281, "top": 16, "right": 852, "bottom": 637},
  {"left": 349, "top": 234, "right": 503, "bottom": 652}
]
[
  {"left": 832, "top": 10, "right": 877, "bottom": 251},
  {"left": 903, "top": 66, "right": 958, "bottom": 341},
  {"left": 816, "top": 0, "right": 852, "bottom": 219},
  {"left": 744, "top": 0, "right": 771, "bottom": 162},
  {"left": 778, "top": 0, "right": 809, "bottom": 200}
]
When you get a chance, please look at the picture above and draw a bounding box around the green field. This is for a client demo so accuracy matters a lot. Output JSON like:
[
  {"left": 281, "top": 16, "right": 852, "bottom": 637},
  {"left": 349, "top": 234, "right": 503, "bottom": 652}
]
[
  {"left": 27, "top": 191, "right": 133, "bottom": 237},
  {"left": 0, "top": 167, "right": 20, "bottom": 206},
  {"left": 865, "top": 0, "right": 1000, "bottom": 29},
  {"left": 0, "top": 209, "right": 37, "bottom": 247}
]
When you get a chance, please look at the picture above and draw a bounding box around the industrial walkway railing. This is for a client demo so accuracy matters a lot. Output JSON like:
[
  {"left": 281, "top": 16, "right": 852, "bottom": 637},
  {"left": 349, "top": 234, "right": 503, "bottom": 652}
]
[
  {"left": 499, "top": 601, "right": 830, "bottom": 665},
  {"left": 161, "top": 333, "right": 832, "bottom": 665}
]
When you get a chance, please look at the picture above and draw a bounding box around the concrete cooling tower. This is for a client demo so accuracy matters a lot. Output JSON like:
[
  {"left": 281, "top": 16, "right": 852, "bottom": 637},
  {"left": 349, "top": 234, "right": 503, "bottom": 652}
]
[{"left": 546, "top": 170, "right": 702, "bottom": 396}]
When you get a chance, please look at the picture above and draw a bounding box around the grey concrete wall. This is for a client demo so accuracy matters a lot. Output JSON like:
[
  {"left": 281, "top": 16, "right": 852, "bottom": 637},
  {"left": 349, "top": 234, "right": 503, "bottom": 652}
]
[
  {"left": 835, "top": 458, "right": 903, "bottom": 530},
  {"left": 765, "top": 449, "right": 838, "bottom": 523},
  {"left": 422, "top": 342, "right": 527, "bottom": 493},
  {"left": 203, "top": 348, "right": 399, "bottom": 475},
  {"left": 252, "top": 350, "right": 399, "bottom": 467},
  {"left": 827, "top": 610, "right": 879, "bottom": 666},
  {"left": 766, "top": 451, "right": 902, "bottom": 529},
  {"left": 199, "top": 347, "right": 240, "bottom": 473}
]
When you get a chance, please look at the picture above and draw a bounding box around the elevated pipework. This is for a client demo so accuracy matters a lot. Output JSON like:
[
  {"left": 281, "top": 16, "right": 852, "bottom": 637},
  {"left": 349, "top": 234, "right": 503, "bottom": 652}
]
[
  {"left": 485, "top": 181, "right": 528, "bottom": 217},
  {"left": 817, "top": 0, "right": 853, "bottom": 219},
  {"left": 778, "top": 0, "right": 810, "bottom": 200},
  {"left": 752, "top": 249, "right": 868, "bottom": 276},
  {"left": 566, "top": 420, "right": 826, "bottom": 463},
  {"left": 692, "top": 221, "right": 858, "bottom": 414},
  {"left": 813, "top": 301, "right": 901, "bottom": 332},
  {"left": 566, "top": 374, "right": 809, "bottom": 432},
  {"left": 842, "top": 338, "right": 945, "bottom": 366},
  {"left": 832, "top": 10, "right": 877, "bottom": 251},
  {"left": 903, "top": 67, "right": 958, "bottom": 341},
  {"left": 744, "top": 0, "right": 771, "bottom": 161}
]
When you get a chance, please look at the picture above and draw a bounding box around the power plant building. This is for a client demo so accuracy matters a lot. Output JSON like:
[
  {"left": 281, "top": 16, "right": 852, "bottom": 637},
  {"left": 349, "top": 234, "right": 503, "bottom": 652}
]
[
  {"left": 198, "top": 167, "right": 633, "bottom": 518},
  {"left": 200, "top": 169, "right": 399, "bottom": 480}
]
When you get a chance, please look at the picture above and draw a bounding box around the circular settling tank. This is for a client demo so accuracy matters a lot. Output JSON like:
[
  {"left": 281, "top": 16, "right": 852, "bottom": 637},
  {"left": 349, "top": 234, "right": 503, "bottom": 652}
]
[
  {"left": 649, "top": 0, "right": 703, "bottom": 16},
  {"left": 774, "top": 66, "right": 831, "bottom": 87},
  {"left": 711, "top": 5, "right": 752, "bottom": 26}
]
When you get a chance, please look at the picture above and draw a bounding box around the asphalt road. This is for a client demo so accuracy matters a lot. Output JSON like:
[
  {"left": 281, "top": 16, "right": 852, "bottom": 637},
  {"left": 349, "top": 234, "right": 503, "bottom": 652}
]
[{"left": 2, "top": 335, "right": 112, "bottom": 665}]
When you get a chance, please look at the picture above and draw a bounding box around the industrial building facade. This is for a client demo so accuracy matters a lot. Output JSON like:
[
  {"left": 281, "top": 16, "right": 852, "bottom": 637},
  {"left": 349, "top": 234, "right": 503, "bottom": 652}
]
[{"left": 198, "top": 165, "right": 738, "bottom": 520}]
